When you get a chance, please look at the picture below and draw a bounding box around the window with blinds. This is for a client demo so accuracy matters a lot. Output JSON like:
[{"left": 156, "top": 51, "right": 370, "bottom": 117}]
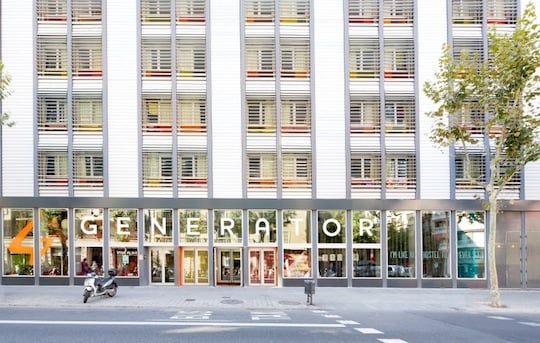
[
  {"left": 455, "top": 153, "right": 485, "bottom": 188},
  {"left": 143, "top": 152, "right": 173, "bottom": 187},
  {"left": 349, "top": 0, "right": 379, "bottom": 24},
  {"left": 142, "top": 38, "right": 172, "bottom": 77},
  {"left": 452, "top": 0, "right": 482, "bottom": 24},
  {"left": 246, "top": 38, "right": 275, "bottom": 78},
  {"left": 178, "top": 94, "right": 206, "bottom": 133},
  {"left": 37, "top": 94, "right": 68, "bottom": 131},
  {"left": 73, "top": 151, "right": 103, "bottom": 187},
  {"left": 487, "top": 0, "right": 517, "bottom": 24},
  {"left": 37, "top": 36, "right": 68, "bottom": 77},
  {"left": 38, "top": 151, "right": 69, "bottom": 187},
  {"left": 245, "top": 0, "right": 275, "bottom": 23},
  {"left": 384, "top": 39, "right": 414, "bottom": 78},
  {"left": 350, "top": 96, "right": 380, "bottom": 133},
  {"left": 72, "top": 37, "right": 102, "bottom": 77},
  {"left": 281, "top": 96, "right": 311, "bottom": 133},
  {"left": 280, "top": 38, "right": 310, "bottom": 78},
  {"left": 247, "top": 96, "right": 276, "bottom": 133},
  {"left": 73, "top": 93, "right": 102, "bottom": 131},
  {"left": 248, "top": 153, "right": 277, "bottom": 187},
  {"left": 350, "top": 38, "right": 379, "bottom": 79},
  {"left": 141, "top": 0, "right": 171, "bottom": 22},
  {"left": 176, "top": 0, "right": 205, "bottom": 22},
  {"left": 72, "top": 0, "right": 102, "bottom": 22},
  {"left": 384, "top": 97, "right": 415, "bottom": 133},
  {"left": 282, "top": 153, "right": 311, "bottom": 188},
  {"left": 386, "top": 154, "right": 416, "bottom": 188},
  {"left": 142, "top": 94, "right": 173, "bottom": 132},
  {"left": 280, "top": 0, "right": 309, "bottom": 23},
  {"left": 179, "top": 152, "right": 207, "bottom": 187},
  {"left": 37, "top": 0, "right": 67, "bottom": 21},
  {"left": 383, "top": 0, "right": 413, "bottom": 24},
  {"left": 351, "top": 154, "right": 381, "bottom": 188},
  {"left": 453, "top": 38, "right": 484, "bottom": 71},
  {"left": 453, "top": 98, "right": 484, "bottom": 134},
  {"left": 177, "top": 36, "right": 206, "bottom": 78}
]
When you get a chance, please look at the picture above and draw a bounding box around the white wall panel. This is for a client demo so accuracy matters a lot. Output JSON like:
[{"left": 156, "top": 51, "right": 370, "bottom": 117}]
[
  {"left": 525, "top": 161, "right": 540, "bottom": 200},
  {"left": 107, "top": 0, "right": 139, "bottom": 197},
  {"left": 417, "top": 0, "right": 449, "bottom": 199},
  {"left": 313, "top": 0, "right": 346, "bottom": 198},
  {"left": 1, "top": 0, "right": 34, "bottom": 196},
  {"left": 210, "top": 0, "right": 243, "bottom": 198}
]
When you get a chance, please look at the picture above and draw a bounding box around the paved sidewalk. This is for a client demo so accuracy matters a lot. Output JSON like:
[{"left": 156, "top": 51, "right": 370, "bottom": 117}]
[{"left": 1, "top": 285, "right": 539, "bottom": 314}]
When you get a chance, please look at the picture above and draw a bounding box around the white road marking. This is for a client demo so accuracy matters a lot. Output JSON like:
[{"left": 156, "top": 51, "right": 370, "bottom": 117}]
[
  {"left": 323, "top": 314, "right": 341, "bottom": 318},
  {"left": 171, "top": 310, "right": 213, "bottom": 320},
  {"left": 355, "top": 328, "right": 383, "bottom": 334},
  {"left": 488, "top": 316, "right": 513, "bottom": 321},
  {"left": 0, "top": 320, "right": 345, "bottom": 328},
  {"left": 519, "top": 321, "right": 540, "bottom": 327},
  {"left": 337, "top": 320, "right": 359, "bottom": 325},
  {"left": 251, "top": 311, "right": 291, "bottom": 321},
  {"left": 378, "top": 339, "right": 408, "bottom": 343}
]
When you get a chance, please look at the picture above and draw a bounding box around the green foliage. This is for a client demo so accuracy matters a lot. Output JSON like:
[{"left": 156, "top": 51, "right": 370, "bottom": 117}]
[
  {"left": 0, "top": 61, "right": 13, "bottom": 127},
  {"left": 423, "top": 3, "right": 540, "bottom": 195}
]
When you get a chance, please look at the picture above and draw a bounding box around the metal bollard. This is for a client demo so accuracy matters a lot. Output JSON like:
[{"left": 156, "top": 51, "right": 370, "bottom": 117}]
[{"left": 304, "top": 279, "right": 315, "bottom": 305}]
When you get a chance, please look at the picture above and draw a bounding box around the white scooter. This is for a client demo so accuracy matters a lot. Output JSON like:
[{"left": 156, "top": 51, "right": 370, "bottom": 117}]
[{"left": 83, "top": 268, "right": 118, "bottom": 303}]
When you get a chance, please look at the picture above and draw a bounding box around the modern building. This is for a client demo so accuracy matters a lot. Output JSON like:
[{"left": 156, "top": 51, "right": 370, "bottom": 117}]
[{"left": 1, "top": 0, "right": 539, "bottom": 289}]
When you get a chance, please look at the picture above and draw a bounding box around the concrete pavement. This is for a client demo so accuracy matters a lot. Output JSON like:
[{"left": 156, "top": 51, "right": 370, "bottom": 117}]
[{"left": 1, "top": 285, "right": 539, "bottom": 314}]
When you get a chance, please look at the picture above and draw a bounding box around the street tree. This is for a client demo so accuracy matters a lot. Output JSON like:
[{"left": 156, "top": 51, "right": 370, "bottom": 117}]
[
  {"left": 423, "top": 3, "right": 540, "bottom": 307},
  {"left": 0, "top": 61, "right": 13, "bottom": 126}
]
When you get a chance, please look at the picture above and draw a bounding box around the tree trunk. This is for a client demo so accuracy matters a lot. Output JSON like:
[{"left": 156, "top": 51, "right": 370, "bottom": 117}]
[{"left": 488, "top": 196, "right": 502, "bottom": 307}]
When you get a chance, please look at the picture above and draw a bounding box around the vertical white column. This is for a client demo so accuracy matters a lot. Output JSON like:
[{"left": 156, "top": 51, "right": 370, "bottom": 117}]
[
  {"left": 210, "top": 0, "right": 243, "bottom": 198},
  {"left": 313, "top": 0, "right": 347, "bottom": 198},
  {"left": 106, "top": 0, "right": 139, "bottom": 197}
]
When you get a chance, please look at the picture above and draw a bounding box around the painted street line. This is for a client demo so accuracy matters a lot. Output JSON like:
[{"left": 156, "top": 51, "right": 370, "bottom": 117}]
[
  {"left": 377, "top": 339, "right": 408, "bottom": 343},
  {"left": 519, "top": 321, "right": 540, "bottom": 327},
  {"left": 355, "top": 328, "right": 383, "bottom": 334},
  {"left": 487, "top": 316, "right": 513, "bottom": 321},
  {"left": 337, "top": 320, "right": 360, "bottom": 325},
  {"left": 0, "top": 320, "right": 345, "bottom": 328},
  {"left": 251, "top": 311, "right": 291, "bottom": 321}
]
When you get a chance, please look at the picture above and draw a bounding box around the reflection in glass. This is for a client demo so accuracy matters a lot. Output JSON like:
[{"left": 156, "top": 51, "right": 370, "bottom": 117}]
[
  {"left": 144, "top": 209, "right": 173, "bottom": 244},
  {"left": 39, "top": 208, "right": 69, "bottom": 276},
  {"left": 353, "top": 210, "right": 381, "bottom": 243},
  {"left": 282, "top": 210, "right": 310, "bottom": 244},
  {"left": 213, "top": 209, "right": 242, "bottom": 244},
  {"left": 109, "top": 209, "right": 138, "bottom": 243},
  {"left": 317, "top": 210, "right": 345, "bottom": 244},
  {"left": 457, "top": 211, "right": 485, "bottom": 278},
  {"left": 179, "top": 209, "right": 208, "bottom": 243},
  {"left": 3, "top": 208, "right": 34, "bottom": 276},
  {"left": 75, "top": 208, "right": 103, "bottom": 276},
  {"left": 183, "top": 248, "right": 209, "bottom": 284},
  {"left": 422, "top": 211, "right": 450, "bottom": 278},
  {"left": 318, "top": 248, "right": 345, "bottom": 277},
  {"left": 283, "top": 249, "right": 311, "bottom": 277},
  {"left": 353, "top": 248, "right": 381, "bottom": 277},
  {"left": 387, "top": 210, "right": 415, "bottom": 277},
  {"left": 248, "top": 209, "right": 277, "bottom": 244}
]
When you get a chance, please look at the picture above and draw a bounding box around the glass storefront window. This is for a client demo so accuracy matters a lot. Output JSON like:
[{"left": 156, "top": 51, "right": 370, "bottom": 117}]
[
  {"left": 318, "top": 248, "right": 345, "bottom": 277},
  {"left": 283, "top": 248, "right": 311, "bottom": 277},
  {"left": 213, "top": 209, "right": 242, "bottom": 244},
  {"left": 39, "top": 208, "right": 69, "bottom": 276},
  {"left": 110, "top": 247, "right": 139, "bottom": 276},
  {"left": 422, "top": 211, "right": 450, "bottom": 278},
  {"left": 179, "top": 209, "right": 208, "bottom": 243},
  {"left": 75, "top": 208, "right": 103, "bottom": 275},
  {"left": 387, "top": 210, "right": 415, "bottom": 278},
  {"left": 283, "top": 210, "right": 311, "bottom": 244},
  {"left": 457, "top": 211, "right": 485, "bottom": 278},
  {"left": 248, "top": 209, "right": 277, "bottom": 244},
  {"left": 317, "top": 210, "right": 345, "bottom": 244},
  {"left": 109, "top": 208, "right": 138, "bottom": 277},
  {"left": 353, "top": 210, "right": 381, "bottom": 277},
  {"left": 109, "top": 208, "right": 138, "bottom": 243},
  {"left": 3, "top": 208, "right": 34, "bottom": 276},
  {"left": 144, "top": 209, "right": 173, "bottom": 244}
]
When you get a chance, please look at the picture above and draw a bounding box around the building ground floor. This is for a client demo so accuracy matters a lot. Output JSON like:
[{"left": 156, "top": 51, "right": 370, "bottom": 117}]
[{"left": 1, "top": 198, "right": 539, "bottom": 289}]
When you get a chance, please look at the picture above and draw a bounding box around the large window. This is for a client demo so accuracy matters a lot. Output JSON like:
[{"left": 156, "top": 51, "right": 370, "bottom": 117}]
[
  {"left": 350, "top": 38, "right": 379, "bottom": 78},
  {"left": 248, "top": 210, "right": 277, "bottom": 244},
  {"left": 452, "top": 0, "right": 482, "bottom": 24},
  {"left": 384, "top": 97, "right": 415, "bottom": 133},
  {"left": 318, "top": 210, "right": 346, "bottom": 278},
  {"left": 142, "top": 38, "right": 172, "bottom": 77},
  {"left": 422, "top": 211, "right": 450, "bottom": 278},
  {"left": 350, "top": 96, "right": 380, "bottom": 132},
  {"left": 282, "top": 153, "right": 311, "bottom": 188},
  {"left": 37, "top": 0, "right": 67, "bottom": 21},
  {"left": 177, "top": 94, "right": 206, "bottom": 133},
  {"left": 109, "top": 209, "right": 139, "bottom": 277},
  {"left": 75, "top": 208, "right": 103, "bottom": 276},
  {"left": 3, "top": 209, "right": 34, "bottom": 276},
  {"left": 280, "top": 0, "right": 309, "bottom": 23},
  {"left": 457, "top": 211, "right": 485, "bottom": 278},
  {"left": 143, "top": 152, "right": 173, "bottom": 187},
  {"left": 176, "top": 36, "right": 206, "bottom": 78},
  {"left": 37, "top": 36, "right": 67, "bottom": 77},
  {"left": 39, "top": 208, "right": 69, "bottom": 276},
  {"left": 455, "top": 152, "right": 485, "bottom": 188},
  {"left": 349, "top": 0, "right": 379, "bottom": 23},
  {"left": 72, "top": 37, "right": 102, "bottom": 77},
  {"left": 38, "top": 150, "right": 69, "bottom": 187},
  {"left": 37, "top": 93, "right": 67, "bottom": 131},
  {"left": 352, "top": 210, "right": 381, "bottom": 278},
  {"left": 72, "top": 0, "right": 102, "bottom": 22},
  {"left": 179, "top": 152, "right": 208, "bottom": 187},
  {"left": 176, "top": 0, "right": 205, "bottom": 22},
  {"left": 383, "top": 0, "right": 414, "bottom": 24},
  {"left": 247, "top": 96, "right": 276, "bottom": 133},
  {"left": 385, "top": 154, "right": 416, "bottom": 189},
  {"left": 144, "top": 209, "right": 173, "bottom": 244},
  {"left": 280, "top": 96, "right": 310, "bottom": 133},
  {"left": 73, "top": 151, "right": 103, "bottom": 188},
  {"left": 283, "top": 210, "right": 312, "bottom": 278},
  {"left": 248, "top": 153, "right": 277, "bottom": 187},
  {"left": 387, "top": 210, "right": 415, "bottom": 277},
  {"left": 73, "top": 93, "right": 102, "bottom": 131},
  {"left": 213, "top": 210, "right": 242, "bottom": 244},
  {"left": 246, "top": 38, "right": 275, "bottom": 78},
  {"left": 351, "top": 154, "right": 381, "bottom": 188},
  {"left": 384, "top": 39, "right": 414, "bottom": 78},
  {"left": 141, "top": 0, "right": 171, "bottom": 22},
  {"left": 280, "top": 38, "right": 309, "bottom": 78},
  {"left": 142, "top": 94, "right": 173, "bottom": 132},
  {"left": 179, "top": 209, "right": 208, "bottom": 243},
  {"left": 245, "top": 0, "right": 274, "bottom": 22}
]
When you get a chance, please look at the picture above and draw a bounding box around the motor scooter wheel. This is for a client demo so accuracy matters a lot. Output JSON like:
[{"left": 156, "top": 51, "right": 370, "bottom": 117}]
[
  {"left": 107, "top": 284, "right": 117, "bottom": 297},
  {"left": 83, "top": 289, "right": 91, "bottom": 303}
]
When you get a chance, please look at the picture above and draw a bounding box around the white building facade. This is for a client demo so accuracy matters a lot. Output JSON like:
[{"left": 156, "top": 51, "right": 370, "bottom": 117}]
[{"left": 1, "top": 0, "right": 539, "bottom": 288}]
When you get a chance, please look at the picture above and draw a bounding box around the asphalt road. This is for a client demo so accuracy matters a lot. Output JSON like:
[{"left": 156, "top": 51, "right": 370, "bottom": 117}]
[{"left": 0, "top": 305, "right": 539, "bottom": 343}]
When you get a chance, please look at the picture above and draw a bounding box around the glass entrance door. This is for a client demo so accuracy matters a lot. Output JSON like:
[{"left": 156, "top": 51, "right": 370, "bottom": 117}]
[
  {"left": 182, "top": 248, "right": 209, "bottom": 285},
  {"left": 150, "top": 248, "right": 174, "bottom": 284},
  {"left": 216, "top": 248, "right": 242, "bottom": 285},
  {"left": 249, "top": 248, "right": 276, "bottom": 286}
]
